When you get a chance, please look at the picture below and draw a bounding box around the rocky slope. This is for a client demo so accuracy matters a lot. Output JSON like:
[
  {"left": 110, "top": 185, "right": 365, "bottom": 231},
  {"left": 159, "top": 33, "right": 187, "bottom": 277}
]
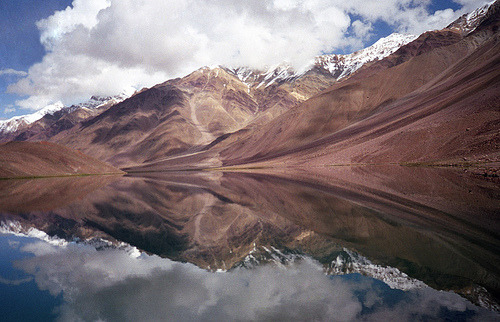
[
  {"left": 0, "top": 31, "right": 416, "bottom": 167},
  {"left": 2, "top": 3, "right": 497, "bottom": 172},
  {"left": 0, "top": 92, "right": 133, "bottom": 142},
  {"left": 0, "top": 141, "right": 123, "bottom": 178},
  {"left": 48, "top": 65, "right": 336, "bottom": 167},
  {"left": 181, "top": 1, "right": 500, "bottom": 169},
  {"left": 447, "top": 1, "right": 495, "bottom": 35}
]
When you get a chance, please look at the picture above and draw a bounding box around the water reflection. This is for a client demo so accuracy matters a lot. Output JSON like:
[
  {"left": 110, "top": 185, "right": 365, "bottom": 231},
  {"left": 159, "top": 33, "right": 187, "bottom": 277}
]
[
  {"left": 0, "top": 232, "right": 496, "bottom": 321},
  {"left": 0, "top": 166, "right": 499, "bottom": 313}
]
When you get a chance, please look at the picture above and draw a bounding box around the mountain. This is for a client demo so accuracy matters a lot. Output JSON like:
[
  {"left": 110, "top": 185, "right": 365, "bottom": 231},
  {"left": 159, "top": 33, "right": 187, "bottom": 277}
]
[
  {"left": 0, "top": 141, "right": 123, "bottom": 179},
  {"left": 309, "top": 33, "right": 417, "bottom": 81},
  {"left": 2, "top": 2, "right": 498, "bottom": 172},
  {"left": 0, "top": 1, "right": 498, "bottom": 312},
  {"left": 0, "top": 102, "right": 64, "bottom": 134},
  {"left": 0, "top": 166, "right": 498, "bottom": 309},
  {"left": 46, "top": 32, "right": 416, "bottom": 167},
  {"left": 0, "top": 31, "right": 415, "bottom": 167},
  {"left": 139, "top": 0, "right": 498, "bottom": 170},
  {"left": 447, "top": 1, "right": 496, "bottom": 35},
  {"left": 0, "top": 91, "right": 134, "bottom": 142},
  {"left": 225, "top": 33, "right": 417, "bottom": 90}
]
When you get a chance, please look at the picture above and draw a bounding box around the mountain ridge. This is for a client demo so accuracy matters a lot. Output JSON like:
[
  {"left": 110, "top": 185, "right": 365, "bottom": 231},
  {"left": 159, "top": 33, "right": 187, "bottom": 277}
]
[{"left": 0, "top": 1, "right": 498, "bottom": 171}]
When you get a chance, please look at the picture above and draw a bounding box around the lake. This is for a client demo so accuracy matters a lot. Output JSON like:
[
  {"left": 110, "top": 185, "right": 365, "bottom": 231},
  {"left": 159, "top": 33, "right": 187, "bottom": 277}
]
[{"left": 0, "top": 166, "right": 499, "bottom": 321}]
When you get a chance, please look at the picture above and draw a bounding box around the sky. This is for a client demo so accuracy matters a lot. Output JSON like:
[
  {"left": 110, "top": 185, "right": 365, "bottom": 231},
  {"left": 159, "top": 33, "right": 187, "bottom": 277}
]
[{"left": 0, "top": 0, "right": 492, "bottom": 119}]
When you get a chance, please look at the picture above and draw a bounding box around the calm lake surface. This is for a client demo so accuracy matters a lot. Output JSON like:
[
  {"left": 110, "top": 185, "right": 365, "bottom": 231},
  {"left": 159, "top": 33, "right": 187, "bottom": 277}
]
[{"left": 0, "top": 166, "right": 498, "bottom": 321}]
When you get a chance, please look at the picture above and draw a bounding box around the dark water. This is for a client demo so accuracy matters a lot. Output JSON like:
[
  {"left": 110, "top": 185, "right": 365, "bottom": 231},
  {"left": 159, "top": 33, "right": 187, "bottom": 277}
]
[{"left": 0, "top": 166, "right": 498, "bottom": 321}]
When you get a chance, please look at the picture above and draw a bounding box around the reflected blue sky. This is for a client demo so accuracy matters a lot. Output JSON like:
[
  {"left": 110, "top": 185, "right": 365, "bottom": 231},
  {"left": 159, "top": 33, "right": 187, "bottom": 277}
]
[
  {"left": 0, "top": 234, "right": 62, "bottom": 321},
  {"left": 0, "top": 230, "right": 496, "bottom": 322}
]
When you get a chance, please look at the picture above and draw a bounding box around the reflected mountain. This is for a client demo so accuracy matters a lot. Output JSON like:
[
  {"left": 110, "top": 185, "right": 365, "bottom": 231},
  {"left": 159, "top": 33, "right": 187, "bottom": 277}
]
[{"left": 0, "top": 166, "right": 498, "bottom": 309}]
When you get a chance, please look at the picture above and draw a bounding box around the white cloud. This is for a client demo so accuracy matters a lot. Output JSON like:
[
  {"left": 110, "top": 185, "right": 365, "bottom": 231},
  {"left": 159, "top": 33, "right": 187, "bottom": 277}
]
[
  {"left": 7, "top": 0, "right": 492, "bottom": 110},
  {"left": 454, "top": 0, "right": 495, "bottom": 12},
  {"left": 0, "top": 69, "right": 28, "bottom": 77},
  {"left": 3, "top": 105, "right": 16, "bottom": 114},
  {"left": 352, "top": 20, "right": 374, "bottom": 39},
  {"left": 36, "top": 0, "right": 110, "bottom": 51}
]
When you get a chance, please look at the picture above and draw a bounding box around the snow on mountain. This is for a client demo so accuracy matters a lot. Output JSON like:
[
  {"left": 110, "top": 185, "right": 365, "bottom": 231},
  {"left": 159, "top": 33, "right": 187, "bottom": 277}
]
[
  {"left": 0, "top": 220, "right": 69, "bottom": 247},
  {"left": 0, "top": 102, "right": 64, "bottom": 134},
  {"left": 315, "top": 33, "right": 418, "bottom": 80},
  {"left": 227, "top": 33, "right": 417, "bottom": 88},
  {"left": 0, "top": 220, "right": 142, "bottom": 259},
  {"left": 1, "top": 32, "right": 414, "bottom": 135},
  {"left": 241, "top": 0, "right": 496, "bottom": 87},
  {"left": 327, "top": 248, "right": 427, "bottom": 291},
  {"left": 447, "top": 1, "right": 495, "bottom": 34},
  {"left": 235, "top": 244, "right": 302, "bottom": 270},
  {"left": 234, "top": 244, "right": 426, "bottom": 292},
  {"left": 0, "top": 89, "right": 135, "bottom": 134},
  {"left": 73, "top": 88, "right": 136, "bottom": 111},
  {"left": 257, "top": 63, "right": 298, "bottom": 88}
]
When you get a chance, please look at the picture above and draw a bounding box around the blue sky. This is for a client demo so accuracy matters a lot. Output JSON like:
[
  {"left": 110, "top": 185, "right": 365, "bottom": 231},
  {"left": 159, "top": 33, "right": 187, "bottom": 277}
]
[
  {"left": 0, "top": 0, "right": 73, "bottom": 118},
  {"left": 0, "top": 0, "right": 488, "bottom": 119}
]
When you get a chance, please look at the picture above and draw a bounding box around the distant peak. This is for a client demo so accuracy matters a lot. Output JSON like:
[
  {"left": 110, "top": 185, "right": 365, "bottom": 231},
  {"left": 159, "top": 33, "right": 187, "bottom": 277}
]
[
  {"left": 315, "top": 33, "right": 417, "bottom": 81},
  {"left": 446, "top": 1, "right": 496, "bottom": 35},
  {"left": 0, "top": 90, "right": 135, "bottom": 134},
  {"left": 223, "top": 32, "right": 416, "bottom": 89},
  {"left": 0, "top": 102, "right": 64, "bottom": 133}
]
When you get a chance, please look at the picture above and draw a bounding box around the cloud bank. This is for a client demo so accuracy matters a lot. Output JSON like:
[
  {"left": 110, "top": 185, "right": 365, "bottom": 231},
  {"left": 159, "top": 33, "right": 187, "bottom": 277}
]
[
  {"left": 7, "top": 0, "right": 492, "bottom": 110},
  {"left": 13, "top": 236, "right": 497, "bottom": 321}
]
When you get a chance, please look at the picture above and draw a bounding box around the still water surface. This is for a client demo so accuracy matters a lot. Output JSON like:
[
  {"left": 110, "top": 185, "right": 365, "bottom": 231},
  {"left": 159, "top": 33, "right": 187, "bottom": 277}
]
[{"left": 0, "top": 166, "right": 498, "bottom": 321}]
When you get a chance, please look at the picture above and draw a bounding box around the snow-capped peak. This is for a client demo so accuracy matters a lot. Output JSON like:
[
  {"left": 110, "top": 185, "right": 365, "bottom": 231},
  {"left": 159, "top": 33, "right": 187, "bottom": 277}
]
[
  {"left": 315, "top": 33, "right": 417, "bottom": 80},
  {"left": 0, "top": 90, "right": 135, "bottom": 134},
  {"left": 327, "top": 248, "right": 427, "bottom": 291},
  {"left": 226, "top": 32, "right": 417, "bottom": 89},
  {"left": 447, "top": 1, "right": 495, "bottom": 35},
  {"left": 0, "top": 101, "right": 64, "bottom": 133},
  {"left": 257, "top": 63, "right": 298, "bottom": 88}
]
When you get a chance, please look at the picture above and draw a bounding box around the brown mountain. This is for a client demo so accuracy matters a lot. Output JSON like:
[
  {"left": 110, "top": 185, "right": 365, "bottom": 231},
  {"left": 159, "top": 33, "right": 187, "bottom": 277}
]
[
  {"left": 0, "top": 141, "right": 123, "bottom": 178},
  {"left": 0, "top": 96, "right": 126, "bottom": 143},
  {"left": 47, "top": 65, "right": 337, "bottom": 167},
  {"left": 175, "top": 1, "right": 500, "bottom": 170},
  {"left": 0, "top": 32, "right": 418, "bottom": 169},
  {"left": 2, "top": 3, "right": 498, "bottom": 173}
]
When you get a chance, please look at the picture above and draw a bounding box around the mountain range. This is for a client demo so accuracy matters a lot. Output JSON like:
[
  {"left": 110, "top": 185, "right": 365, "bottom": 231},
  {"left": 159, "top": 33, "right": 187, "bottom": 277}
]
[
  {"left": 2, "top": 1, "right": 497, "bottom": 173},
  {"left": 0, "top": 31, "right": 421, "bottom": 167},
  {"left": 122, "top": 0, "right": 499, "bottom": 172}
]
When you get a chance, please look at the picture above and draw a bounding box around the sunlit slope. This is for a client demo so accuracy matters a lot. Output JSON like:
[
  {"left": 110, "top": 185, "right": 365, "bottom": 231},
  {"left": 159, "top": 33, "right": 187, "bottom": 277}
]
[
  {"left": 0, "top": 141, "right": 123, "bottom": 178},
  {"left": 214, "top": 4, "right": 499, "bottom": 167}
]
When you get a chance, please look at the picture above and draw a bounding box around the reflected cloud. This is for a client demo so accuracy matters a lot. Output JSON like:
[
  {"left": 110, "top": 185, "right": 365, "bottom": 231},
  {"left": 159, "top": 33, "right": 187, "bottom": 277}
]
[
  {"left": 12, "top": 235, "right": 497, "bottom": 322},
  {"left": 0, "top": 276, "right": 33, "bottom": 286}
]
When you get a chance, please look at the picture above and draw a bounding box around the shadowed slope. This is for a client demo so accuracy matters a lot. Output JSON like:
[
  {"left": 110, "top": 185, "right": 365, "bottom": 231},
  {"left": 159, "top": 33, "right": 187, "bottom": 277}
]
[
  {"left": 50, "top": 66, "right": 337, "bottom": 168},
  {"left": 123, "top": 3, "right": 499, "bottom": 171}
]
